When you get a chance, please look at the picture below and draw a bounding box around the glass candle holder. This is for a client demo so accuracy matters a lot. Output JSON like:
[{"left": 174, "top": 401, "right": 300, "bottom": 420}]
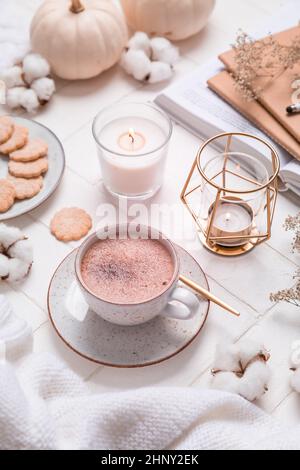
[
  {"left": 181, "top": 132, "right": 280, "bottom": 256},
  {"left": 92, "top": 102, "right": 173, "bottom": 199}
]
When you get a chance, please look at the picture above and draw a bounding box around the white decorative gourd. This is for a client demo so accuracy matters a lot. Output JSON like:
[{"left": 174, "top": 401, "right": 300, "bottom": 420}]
[
  {"left": 30, "top": 0, "right": 128, "bottom": 80},
  {"left": 120, "top": 0, "right": 216, "bottom": 41}
]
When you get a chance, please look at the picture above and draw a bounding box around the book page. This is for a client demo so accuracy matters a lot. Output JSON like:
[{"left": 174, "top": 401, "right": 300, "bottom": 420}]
[{"left": 282, "top": 159, "right": 300, "bottom": 178}]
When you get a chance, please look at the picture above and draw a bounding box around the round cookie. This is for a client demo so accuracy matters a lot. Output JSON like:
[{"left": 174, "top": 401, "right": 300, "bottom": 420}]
[
  {"left": 50, "top": 208, "right": 92, "bottom": 242},
  {"left": 8, "top": 157, "right": 48, "bottom": 179},
  {"left": 0, "top": 116, "right": 14, "bottom": 144},
  {"left": 7, "top": 175, "right": 43, "bottom": 200},
  {"left": 0, "top": 125, "right": 28, "bottom": 155},
  {"left": 0, "top": 179, "right": 16, "bottom": 213},
  {"left": 10, "top": 138, "right": 48, "bottom": 162}
]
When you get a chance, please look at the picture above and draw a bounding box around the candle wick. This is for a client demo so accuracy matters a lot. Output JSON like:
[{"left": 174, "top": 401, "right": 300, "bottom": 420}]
[
  {"left": 128, "top": 128, "right": 135, "bottom": 145},
  {"left": 225, "top": 213, "right": 231, "bottom": 222}
]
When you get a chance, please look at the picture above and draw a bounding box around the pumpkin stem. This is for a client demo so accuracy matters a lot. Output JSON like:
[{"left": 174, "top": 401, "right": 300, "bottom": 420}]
[{"left": 70, "top": 0, "right": 85, "bottom": 13}]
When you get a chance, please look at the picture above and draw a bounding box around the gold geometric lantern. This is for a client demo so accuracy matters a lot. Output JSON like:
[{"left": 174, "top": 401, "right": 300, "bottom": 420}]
[{"left": 181, "top": 132, "right": 280, "bottom": 256}]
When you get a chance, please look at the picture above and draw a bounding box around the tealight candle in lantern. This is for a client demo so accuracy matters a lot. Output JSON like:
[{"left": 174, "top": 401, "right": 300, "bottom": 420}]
[
  {"left": 208, "top": 197, "right": 254, "bottom": 247},
  {"left": 181, "top": 133, "right": 280, "bottom": 257},
  {"left": 92, "top": 103, "right": 172, "bottom": 199}
]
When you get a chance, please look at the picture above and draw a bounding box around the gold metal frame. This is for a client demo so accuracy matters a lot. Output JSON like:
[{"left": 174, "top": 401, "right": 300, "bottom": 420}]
[{"left": 181, "top": 132, "right": 280, "bottom": 257}]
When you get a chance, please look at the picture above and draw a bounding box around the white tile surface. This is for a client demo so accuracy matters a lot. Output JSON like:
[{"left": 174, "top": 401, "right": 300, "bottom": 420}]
[
  {"left": 3, "top": 0, "right": 300, "bottom": 427},
  {"left": 30, "top": 167, "right": 105, "bottom": 230},
  {"left": 0, "top": 283, "right": 46, "bottom": 332},
  {"left": 189, "top": 242, "right": 297, "bottom": 314},
  {"left": 266, "top": 191, "right": 300, "bottom": 263},
  {"left": 273, "top": 392, "right": 300, "bottom": 426},
  {"left": 63, "top": 123, "right": 102, "bottom": 185}
]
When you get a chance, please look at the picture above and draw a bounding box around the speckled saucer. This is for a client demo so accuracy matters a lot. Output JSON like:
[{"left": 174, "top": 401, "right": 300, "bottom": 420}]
[{"left": 48, "top": 245, "right": 210, "bottom": 368}]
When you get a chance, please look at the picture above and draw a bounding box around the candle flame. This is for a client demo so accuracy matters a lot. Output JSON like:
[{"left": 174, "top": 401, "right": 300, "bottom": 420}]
[
  {"left": 128, "top": 128, "right": 135, "bottom": 144},
  {"left": 225, "top": 212, "right": 231, "bottom": 222}
]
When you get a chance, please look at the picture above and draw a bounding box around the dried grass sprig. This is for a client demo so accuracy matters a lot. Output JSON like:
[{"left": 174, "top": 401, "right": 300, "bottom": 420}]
[
  {"left": 232, "top": 28, "right": 300, "bottom": 100},
  {"left": 270, "top": 213, "right": 300, "bottom": 307}
]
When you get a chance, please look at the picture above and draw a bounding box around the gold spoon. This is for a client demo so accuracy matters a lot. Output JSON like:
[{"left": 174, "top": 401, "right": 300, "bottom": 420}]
[{"left": 179, "top": 275, "right": 240, "bottom": 317}]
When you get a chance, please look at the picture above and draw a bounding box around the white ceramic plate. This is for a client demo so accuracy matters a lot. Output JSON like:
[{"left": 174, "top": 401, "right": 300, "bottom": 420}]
[
  {"left": 0, "top": 116, "right": 65, "bottom": 220},
  {"left": 47, "top": 245, "right": 210, "bottom": 368}
]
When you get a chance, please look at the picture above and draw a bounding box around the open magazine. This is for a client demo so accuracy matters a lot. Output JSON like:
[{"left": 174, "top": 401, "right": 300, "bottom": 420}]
[{"left": 155, "top": 2, "right": 300, "bottom": 197}]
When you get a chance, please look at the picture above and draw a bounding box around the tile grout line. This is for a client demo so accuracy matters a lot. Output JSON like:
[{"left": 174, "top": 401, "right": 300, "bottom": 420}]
[
  {"left": 32, "top": 318, "right": 49, "bottom": 334},
  {"left": 206, "top": 274, "right": 260, "bottom": 315},
  {"left": 265, "top": 242, "right": 299, "bottom": 269},
  {"left": 270, "top": 391, "right": 293, "bottom": 415},
  {"left": 84, "top": 365, "right": 104, "bottom": 382},
  {"left": 64, "top": 164, "right": 99, "bottom": 187},
  {"left": 3, "top": 278, "right": 48, "bottom": 317},
  {"left": 1, "top": 281, "right": 49, "bottom": 334}
]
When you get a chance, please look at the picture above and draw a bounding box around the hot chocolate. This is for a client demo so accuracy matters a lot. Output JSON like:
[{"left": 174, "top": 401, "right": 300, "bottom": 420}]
[{"left": 80, "top": 238, "right": 174, "bottom": 304}]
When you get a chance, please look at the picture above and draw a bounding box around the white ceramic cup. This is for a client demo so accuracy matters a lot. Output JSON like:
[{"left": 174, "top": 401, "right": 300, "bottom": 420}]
[{"left": 73, "top": 225, "right": 200, "bottom": 326}]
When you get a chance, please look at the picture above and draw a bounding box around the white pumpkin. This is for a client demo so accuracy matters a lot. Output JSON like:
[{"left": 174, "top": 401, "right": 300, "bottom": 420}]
[
  {"left": 121, "top": 0, "right": 216, "bottom": 41},
  {"left": 30, "top": 0, "right": 128, "bottom": 80}
]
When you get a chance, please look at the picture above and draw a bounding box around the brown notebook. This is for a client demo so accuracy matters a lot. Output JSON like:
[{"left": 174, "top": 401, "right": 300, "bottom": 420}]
[
  {"left": 207, "top": 70, "right": 300, "bottom": 161},
  {"left": 218, "top": 26, "right": 300, "bottom": 143}
]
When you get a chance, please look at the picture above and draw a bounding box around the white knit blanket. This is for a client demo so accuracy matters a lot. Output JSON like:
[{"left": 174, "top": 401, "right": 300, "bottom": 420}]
[
  {"left": 0, "top": 286, "right": 300, "bottom": 450},
  {"left": 0, "top": 351, "right": 299, "bottom": 450},
  {"left": 1, "top": 292, "right": 300, "bottom": 451},
  {"left": 0, "top": 0, "right": 42, "bottom": 72}
]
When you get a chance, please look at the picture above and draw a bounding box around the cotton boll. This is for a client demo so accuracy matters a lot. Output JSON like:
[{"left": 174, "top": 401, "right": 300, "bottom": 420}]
[
  {"left": 238, "top": 378, "right": 265, "bottom": 402},
  {"left": 19, "top": 89, "right": 40, "bottom": 113},
  {"left": 0, "top": 224, "right": 23, "bottom": 249},
  {"left": 212, "top": 341, "right": 240, "bottom": 373},
  {"left": 120, "top": 49, "right": 152, "bottom": 81},
  {"left": 8, "top": 239, "right": 33, "bottom": 265},
  {"left": 150, "top": 37, "right": 179, "bottom": 65},
  {"left": 128, "top": 32, "right": 151, "bottom": 57},
  {"left": 290, "top": 369, "right": 300, "bottom": 393},
  {"left": 211, "top": 372, "right": 240, "bottom": 395},
  {"left": 245, "top": 361, "right": 271, "bottom": 387},
  {"left": 147, "top": 61, "right": 173, "bottom": 84},
  {"left": 239, "top": 339, "right": 268, "bottom": 369},
  {"left": 156, "top": 46, "right": 179, "bottom": 66},
  {"left": 31, "top": 77, "right": 55, "bottom": 102},
  {"left": 238, "top": 361, "right": 270, "bottom": 402},
  {"left": 0, "top": 254, "right": 9, "bottom": 278},
  {"left": 150, "top": 37, "right": 172, "bottom": 56},
  {"left": 7, "top": 258, "right": 31, "bottom": 282},
  {"left": 22, "top": 53, "right": 50, "bottom": 84},
  {"left": 0, "top": 66, "right": 25, "bottom": 88},
  {"left": 6, "top": 87, "right": 27, "bottom": 109},
  {"left": 290, "top": 347, "right": 300, "bottom": 370}
]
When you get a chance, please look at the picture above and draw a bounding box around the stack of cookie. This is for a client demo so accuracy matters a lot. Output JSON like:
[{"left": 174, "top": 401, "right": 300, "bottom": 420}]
[{"left": 0, "top": 116, "right": 48, "bottom": 213}]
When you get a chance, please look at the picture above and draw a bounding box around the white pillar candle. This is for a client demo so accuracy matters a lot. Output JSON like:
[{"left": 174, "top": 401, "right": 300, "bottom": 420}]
[{"left": 93, "top": 104, "right": 172, "bottom": 199}]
